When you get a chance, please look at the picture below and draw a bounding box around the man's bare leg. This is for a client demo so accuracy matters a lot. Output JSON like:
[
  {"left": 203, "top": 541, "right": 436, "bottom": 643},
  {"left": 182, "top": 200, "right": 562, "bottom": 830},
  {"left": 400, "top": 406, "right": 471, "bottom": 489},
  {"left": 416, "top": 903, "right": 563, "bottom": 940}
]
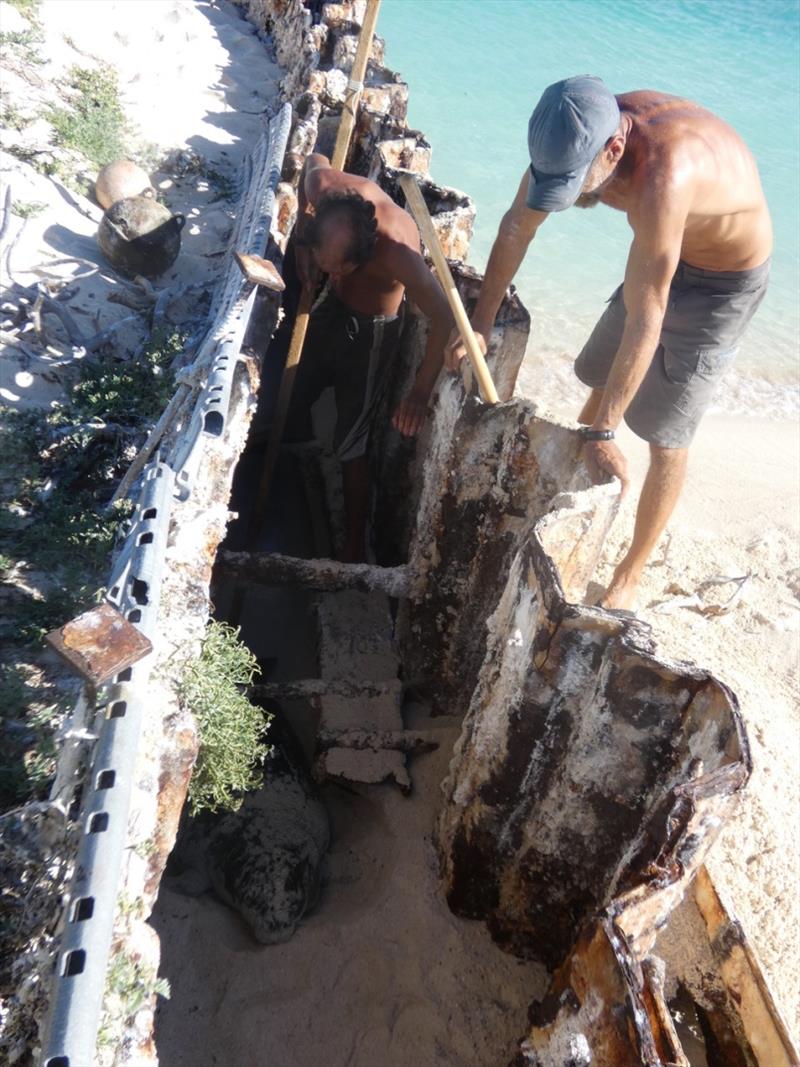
[
  {"left": 602, "top": 444, "right": 688, "bottom": 610},
  {"left": 341, "top": 455, "right": 369, "bottom": 563}
]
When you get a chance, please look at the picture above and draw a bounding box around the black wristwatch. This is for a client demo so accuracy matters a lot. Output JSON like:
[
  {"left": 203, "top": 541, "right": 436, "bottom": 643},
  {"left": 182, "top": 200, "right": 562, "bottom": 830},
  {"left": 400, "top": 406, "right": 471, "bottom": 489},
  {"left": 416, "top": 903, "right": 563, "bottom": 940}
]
[{"left": 579, "top": 427, "right": 615, "bottom": 442}]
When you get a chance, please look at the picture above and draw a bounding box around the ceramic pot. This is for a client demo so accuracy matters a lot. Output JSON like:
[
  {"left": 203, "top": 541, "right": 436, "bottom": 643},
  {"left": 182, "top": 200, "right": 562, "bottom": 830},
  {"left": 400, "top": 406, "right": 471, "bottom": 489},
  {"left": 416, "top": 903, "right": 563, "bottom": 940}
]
[{"left": 98, "top": 195, "right": 185, "bottom": 278}]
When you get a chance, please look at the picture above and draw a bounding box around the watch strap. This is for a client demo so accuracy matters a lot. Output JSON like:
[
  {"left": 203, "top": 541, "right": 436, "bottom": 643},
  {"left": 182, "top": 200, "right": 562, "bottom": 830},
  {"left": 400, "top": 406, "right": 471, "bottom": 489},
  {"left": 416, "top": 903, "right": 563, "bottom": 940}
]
[{"left": 579, "top": 427, "right": 615, "bottom": 442}]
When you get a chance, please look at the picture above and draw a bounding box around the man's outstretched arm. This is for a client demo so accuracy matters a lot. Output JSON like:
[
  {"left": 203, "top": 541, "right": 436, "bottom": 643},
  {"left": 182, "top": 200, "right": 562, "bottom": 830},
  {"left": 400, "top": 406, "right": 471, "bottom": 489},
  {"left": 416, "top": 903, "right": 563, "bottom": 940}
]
[
  {"left": 388, "top": 244, "right": 454, "bottom": 437},
  {"left": 582, "top": 176, "right": 689, "bottom": 491},
  {"left": 446, "top": 168, "right": 547, "bottom": 368}
]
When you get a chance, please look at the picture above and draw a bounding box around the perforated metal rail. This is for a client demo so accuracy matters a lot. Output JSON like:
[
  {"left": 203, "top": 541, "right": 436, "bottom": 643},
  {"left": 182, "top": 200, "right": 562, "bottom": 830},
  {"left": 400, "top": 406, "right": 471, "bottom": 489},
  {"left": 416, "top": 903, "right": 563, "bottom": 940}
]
[{"left": 40, "top": 102, "right": 291, "bottom": 1067}]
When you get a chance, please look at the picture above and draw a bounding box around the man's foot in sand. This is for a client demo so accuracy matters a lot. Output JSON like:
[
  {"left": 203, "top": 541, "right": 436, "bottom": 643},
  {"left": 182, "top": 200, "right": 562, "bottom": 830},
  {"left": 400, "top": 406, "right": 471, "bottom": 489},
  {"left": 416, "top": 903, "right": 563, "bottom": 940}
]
[{"left": 599, "top": 565, "right": 642, "bottom": 612}]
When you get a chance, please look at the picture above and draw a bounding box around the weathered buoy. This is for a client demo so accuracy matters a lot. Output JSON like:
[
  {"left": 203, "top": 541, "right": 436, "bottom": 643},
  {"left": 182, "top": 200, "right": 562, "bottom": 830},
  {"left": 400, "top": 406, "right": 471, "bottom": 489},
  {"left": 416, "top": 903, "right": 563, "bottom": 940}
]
[
  {"left": 97, "top": 195, "right": 185, "bottom": 278},
  {"left": 94, "top": 159, "right": 154, "bottom": 209}
]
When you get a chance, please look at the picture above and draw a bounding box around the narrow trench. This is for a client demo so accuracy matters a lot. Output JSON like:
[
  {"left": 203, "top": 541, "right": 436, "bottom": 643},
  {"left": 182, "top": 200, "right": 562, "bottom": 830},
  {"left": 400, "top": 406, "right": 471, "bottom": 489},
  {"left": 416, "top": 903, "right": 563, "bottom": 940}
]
[{"left": 150, "top": 334, "right": 549, "bottom": 1065}]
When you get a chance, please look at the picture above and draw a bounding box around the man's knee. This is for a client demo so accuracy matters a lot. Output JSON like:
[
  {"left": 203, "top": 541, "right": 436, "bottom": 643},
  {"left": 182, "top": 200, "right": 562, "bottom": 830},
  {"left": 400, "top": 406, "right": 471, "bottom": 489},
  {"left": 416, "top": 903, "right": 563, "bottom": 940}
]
[
  {"left": 649, "top": 442, "right": 688, "bottom": 464},
  {"left": 648, "top": 443, "right": 689, "bottom": 484}
]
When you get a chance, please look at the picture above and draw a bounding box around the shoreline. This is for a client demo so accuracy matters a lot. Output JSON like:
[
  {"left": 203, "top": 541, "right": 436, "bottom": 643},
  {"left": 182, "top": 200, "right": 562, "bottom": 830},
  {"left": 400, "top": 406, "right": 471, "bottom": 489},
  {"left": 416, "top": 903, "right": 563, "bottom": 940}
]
[{"left": 519, "top": 337, "right": 800, "bottom": 423}]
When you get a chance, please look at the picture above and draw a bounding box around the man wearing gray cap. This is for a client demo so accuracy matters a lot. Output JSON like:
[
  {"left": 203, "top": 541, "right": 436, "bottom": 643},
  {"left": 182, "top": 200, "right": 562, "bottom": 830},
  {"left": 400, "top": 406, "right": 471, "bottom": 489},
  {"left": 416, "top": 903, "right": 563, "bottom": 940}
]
[{"left": 447, "top": 76, "right": 772, "bottom": 611}]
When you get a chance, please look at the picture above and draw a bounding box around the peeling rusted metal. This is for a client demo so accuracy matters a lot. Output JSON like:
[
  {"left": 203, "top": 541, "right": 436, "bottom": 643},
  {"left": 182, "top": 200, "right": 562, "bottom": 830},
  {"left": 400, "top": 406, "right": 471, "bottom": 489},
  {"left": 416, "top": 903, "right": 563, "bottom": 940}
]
[
  {"left": 691, "top": 867, "right": 799, "bottom": 1066},
  {"left": 514, "top": 917, "right": 672, "bottom": 1067}
]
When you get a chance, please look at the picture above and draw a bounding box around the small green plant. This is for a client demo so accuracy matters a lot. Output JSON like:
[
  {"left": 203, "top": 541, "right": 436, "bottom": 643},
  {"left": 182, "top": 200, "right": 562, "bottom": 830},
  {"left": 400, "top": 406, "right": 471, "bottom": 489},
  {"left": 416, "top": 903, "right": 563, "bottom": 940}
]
[
  {"left": 6, "top": 0, "right": 41, "bottom": 15},
  {"left": 180, "top": 621, "right": 270, "bottom": 815},
  {"left": 0, "top": 664, "right": 61, "bottom": 808},
  {"left": 11, "top": 200, "right": 46, "bottom": 219},
  {"left": 0, "top": 94, "right": 33, "bottom": 132},
  {"left": 69, "top": 329, "right": 180, "bottom": 424},
  {"left": 0, "top": 29, "right": 42, "bottom": 51},
  {"left": 203, "top": 165, "right": 239, "bottom": 204},
  {"left": 97, "top": 949, "right": 170, "bottom": 1051},
  {"left": 0, "top": 332, "right": 182, "bottom": 648},
  {"left": 47, "top": 64, "right": 126, "bottom": 167}
]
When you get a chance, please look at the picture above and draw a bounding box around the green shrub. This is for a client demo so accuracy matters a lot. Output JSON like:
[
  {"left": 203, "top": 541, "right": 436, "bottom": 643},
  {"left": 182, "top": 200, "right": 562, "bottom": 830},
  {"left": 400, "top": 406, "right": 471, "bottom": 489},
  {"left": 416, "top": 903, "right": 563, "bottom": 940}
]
[
  {"left": 97, "top": 948, "right": 170, "bottom": 1052},
  {"left": 0, "top": 333, "right": 182, "bottom": 646},
  {"left": 180, "top": 622, "right": 271, "bottom": 815},
  {"left": 6, "top": 0, "right": 41, "bottom": 15},
  {"left": 0, "top": 664, "right": 60, "bottom": 809},
  {"left": 48, "top": 64, "right": 126, "bottom": 166},
  {"left": 11, "top": 200, "right": 46, "bottom": 219}
]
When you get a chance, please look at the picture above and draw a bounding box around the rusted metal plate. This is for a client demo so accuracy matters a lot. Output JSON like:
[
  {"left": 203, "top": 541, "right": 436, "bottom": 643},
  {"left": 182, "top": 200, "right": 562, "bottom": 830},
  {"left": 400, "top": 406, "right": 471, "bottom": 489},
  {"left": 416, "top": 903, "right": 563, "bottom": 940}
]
[
  {"left": 233, "top": 251, "right": 285, "bottom": 291},
  {"left": 45, "top": 602, "right": 152, "bottom": 685}
]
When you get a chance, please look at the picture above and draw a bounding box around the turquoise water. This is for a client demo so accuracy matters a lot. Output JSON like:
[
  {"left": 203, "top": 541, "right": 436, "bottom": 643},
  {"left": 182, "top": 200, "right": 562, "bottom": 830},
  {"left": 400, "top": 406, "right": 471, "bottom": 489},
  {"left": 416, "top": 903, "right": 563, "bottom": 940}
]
[{"left": 381, "top": 0, "right": 800, "bottom": 401}]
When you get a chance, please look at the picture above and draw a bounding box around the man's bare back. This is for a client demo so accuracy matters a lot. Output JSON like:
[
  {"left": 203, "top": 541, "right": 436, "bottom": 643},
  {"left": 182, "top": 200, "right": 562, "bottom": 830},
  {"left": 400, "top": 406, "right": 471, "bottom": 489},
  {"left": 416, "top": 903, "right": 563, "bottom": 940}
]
[
  {"left": 301, "top": 157, "right": 421, "bottom": 316},
  {"left": 602, "top": 91, "right": 772, "bottom": 271}
]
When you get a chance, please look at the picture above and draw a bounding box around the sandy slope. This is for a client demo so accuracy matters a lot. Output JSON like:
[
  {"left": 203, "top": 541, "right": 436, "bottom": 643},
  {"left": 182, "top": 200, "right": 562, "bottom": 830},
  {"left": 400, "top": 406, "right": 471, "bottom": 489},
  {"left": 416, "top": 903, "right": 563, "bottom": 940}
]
[{"left": 1, "top": 0, "right": 281, "bottom": 409}]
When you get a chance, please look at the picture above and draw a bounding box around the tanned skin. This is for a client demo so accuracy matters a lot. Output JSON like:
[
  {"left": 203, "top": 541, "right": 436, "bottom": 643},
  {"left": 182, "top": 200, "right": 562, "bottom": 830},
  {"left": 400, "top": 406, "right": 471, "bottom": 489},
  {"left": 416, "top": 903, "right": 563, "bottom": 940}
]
[
  {"left": 297, "top": 153, "right": 453, "bottom": 434},
  {"left": 296, "top": 154, "right": 453, "bottom": 560},
  {"left": 447, "top": 91, "right": 772, "bottom": 609}
]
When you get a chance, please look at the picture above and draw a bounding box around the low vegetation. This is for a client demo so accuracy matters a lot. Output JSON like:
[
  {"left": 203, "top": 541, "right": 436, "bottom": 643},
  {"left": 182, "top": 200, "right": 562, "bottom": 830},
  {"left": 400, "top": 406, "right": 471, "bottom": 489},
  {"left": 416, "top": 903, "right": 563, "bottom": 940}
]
[
  {"left": 180, "top": 621, "right": 271, "bottom": 815},
  {"left": 97, "top": 946, "right": 170, "bottom": 1053},
  {"left": 6, "top": 0, "right": 41, "bottom": 15},
  {"left": 47, "top": 64, "right": 127, "bottom": 167},
  {"left": 0, "top": 331, "right": 183, "bottom": 812}
]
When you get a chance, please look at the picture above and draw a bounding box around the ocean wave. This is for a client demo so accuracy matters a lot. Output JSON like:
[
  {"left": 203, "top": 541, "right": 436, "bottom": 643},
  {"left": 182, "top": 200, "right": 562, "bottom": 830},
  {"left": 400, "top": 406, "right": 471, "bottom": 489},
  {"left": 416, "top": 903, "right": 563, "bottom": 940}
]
[{"left": 517, "top": 344, "right": 800, "bottom": 423}]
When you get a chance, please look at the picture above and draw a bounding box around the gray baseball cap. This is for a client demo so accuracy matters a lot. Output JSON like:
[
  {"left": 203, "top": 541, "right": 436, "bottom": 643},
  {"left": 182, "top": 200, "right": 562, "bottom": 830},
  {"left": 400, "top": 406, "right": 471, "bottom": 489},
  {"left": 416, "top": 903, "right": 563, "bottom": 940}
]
[{"left": 526, "top": 76, "right": 620, "bottom": 212}]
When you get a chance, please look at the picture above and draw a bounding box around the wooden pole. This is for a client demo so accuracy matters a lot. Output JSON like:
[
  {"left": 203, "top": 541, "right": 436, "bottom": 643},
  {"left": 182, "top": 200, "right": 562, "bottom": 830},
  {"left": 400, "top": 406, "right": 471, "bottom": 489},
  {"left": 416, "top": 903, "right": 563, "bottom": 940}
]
[
  {"left": 247, "top": 0, "right": 382, "bottom": 543},
  {"left": 331, "top": 0, "right": 381, "bottom": 170},
  {"left": 398, "top": 173, "right": 499, "bottom": 405},
  {"left": 247, "top": 288, "right": 312, "bottom": 541}
]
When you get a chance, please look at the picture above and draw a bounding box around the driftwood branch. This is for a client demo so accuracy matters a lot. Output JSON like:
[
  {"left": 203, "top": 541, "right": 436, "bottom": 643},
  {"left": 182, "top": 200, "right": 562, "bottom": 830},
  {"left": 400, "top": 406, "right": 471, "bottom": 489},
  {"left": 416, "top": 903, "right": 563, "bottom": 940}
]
[{"left": 218, "top": 550, "right": 411, "bottom": 598}]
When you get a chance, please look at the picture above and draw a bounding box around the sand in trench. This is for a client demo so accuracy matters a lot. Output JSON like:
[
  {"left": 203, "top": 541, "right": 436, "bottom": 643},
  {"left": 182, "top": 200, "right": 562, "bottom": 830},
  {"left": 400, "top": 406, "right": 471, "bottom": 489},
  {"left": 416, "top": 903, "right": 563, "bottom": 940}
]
[{"left": 151, "top": 710, "right": 548, "bottom": 1067}]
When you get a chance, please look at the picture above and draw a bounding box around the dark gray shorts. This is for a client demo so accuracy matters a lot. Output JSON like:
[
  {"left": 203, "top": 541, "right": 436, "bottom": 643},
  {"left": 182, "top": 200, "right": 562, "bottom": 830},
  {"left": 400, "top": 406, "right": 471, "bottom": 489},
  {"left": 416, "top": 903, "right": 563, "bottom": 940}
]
[{"left": 574, "top": 258, "right": 770, "bottom": 447}]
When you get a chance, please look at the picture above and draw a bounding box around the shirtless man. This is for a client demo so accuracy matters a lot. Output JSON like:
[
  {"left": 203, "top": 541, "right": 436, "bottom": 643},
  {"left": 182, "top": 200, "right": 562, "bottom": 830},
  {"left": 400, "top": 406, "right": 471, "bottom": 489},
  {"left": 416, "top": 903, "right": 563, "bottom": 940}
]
[
  {"left": 447, "top": 76, "right": 772, "bottom": 609},
  {"left": 291, "top": 153, "right": 452, "bottom": 560}
]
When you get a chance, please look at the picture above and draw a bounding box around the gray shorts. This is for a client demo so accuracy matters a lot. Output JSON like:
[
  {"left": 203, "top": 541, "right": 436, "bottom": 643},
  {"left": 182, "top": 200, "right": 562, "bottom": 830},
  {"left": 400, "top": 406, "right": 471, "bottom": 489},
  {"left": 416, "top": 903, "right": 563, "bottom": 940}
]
[{"left": 574, "top": 258, "right": 770, "bottom": 447}]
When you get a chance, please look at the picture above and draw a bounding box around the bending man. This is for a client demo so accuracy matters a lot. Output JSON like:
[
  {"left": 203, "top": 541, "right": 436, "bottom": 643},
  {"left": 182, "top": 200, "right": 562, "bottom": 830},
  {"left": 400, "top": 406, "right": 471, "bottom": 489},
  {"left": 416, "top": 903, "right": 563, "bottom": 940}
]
[
  {"left": 290, "top": 153, "right": 452, "bottom": 561},
  {"left": 448, "top": 77, "right": 772, "bottom": 610}
]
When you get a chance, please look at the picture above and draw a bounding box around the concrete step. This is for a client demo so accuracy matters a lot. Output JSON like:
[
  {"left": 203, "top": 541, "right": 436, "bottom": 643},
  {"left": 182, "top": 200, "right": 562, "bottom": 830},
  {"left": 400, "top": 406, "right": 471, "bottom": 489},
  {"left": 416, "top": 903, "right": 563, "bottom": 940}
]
[{"left": 316, "top": 590, "right": 399, "bottom": 682}]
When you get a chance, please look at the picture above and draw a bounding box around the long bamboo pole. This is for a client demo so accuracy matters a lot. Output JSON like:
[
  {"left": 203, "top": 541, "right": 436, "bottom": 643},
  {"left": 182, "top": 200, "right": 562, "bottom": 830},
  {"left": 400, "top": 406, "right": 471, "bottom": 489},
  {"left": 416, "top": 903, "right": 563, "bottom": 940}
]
[
  {"left": 248, "top": 0, "right": 381, "bottom": 542},
  {"left": 330, "top": 0, "right": 382, "bottom": 171},
  {"left": 398, "top": 173, "right": 499, "bottom": 405}
]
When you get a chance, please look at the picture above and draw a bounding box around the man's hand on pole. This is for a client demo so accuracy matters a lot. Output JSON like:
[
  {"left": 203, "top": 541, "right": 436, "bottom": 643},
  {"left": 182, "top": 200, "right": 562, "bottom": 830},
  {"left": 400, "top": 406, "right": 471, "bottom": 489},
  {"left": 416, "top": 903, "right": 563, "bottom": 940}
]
[{"left": 444, "top": 323, "right": 488, "bottom": 371}]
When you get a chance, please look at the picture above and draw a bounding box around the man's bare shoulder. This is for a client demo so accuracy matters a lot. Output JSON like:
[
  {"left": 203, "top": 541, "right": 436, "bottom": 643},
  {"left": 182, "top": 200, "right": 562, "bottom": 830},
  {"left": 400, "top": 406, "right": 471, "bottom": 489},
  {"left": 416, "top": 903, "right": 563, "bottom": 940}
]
[{"left": 620, "top": 89, "right": 747, "bottom": 157}]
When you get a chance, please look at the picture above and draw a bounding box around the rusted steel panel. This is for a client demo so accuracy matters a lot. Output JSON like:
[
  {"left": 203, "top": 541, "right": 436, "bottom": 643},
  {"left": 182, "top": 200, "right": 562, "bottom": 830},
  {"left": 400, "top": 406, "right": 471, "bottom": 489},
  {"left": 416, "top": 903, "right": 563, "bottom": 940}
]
[
  {"left": 513, "top": 917, "right": 673, "bottom": 1067},
  {"left": 45, "top": 602, "right": 152, "bottom": 686},
  {"left": 399, "top": 386, "right": 617, "bottom": 713},
  {"left": 692, "top": 867, "right": 799, "bottom": 1067},
  {"left": 436, "top": 523, "right": 750, "bottom": 971}
]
